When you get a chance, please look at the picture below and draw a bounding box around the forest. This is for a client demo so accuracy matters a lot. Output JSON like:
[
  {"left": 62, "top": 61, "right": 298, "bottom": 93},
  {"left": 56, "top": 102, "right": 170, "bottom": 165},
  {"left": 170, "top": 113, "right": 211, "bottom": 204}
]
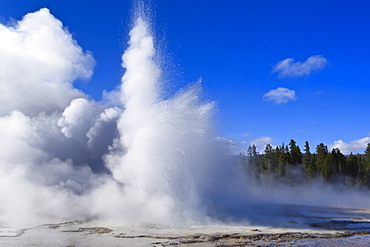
[{"left": 241, "top": 140, "right": 370, "bottom": 188}]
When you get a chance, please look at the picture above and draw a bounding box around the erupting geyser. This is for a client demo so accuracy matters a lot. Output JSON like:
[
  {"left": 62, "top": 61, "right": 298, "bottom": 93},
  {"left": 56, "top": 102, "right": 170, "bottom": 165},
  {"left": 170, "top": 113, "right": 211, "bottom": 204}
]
[
  {"left": 104, "top": 9, "right": 237, "bottom": 224},
  {"left": 0, "top": 4, "right": 241, "bottom": 226}
]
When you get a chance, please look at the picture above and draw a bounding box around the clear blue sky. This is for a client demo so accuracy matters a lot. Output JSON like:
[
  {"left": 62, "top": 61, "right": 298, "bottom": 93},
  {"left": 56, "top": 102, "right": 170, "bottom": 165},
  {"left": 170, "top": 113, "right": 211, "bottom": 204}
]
[{"left": 1, "top": 0, "right": 370, "bottom": 154}]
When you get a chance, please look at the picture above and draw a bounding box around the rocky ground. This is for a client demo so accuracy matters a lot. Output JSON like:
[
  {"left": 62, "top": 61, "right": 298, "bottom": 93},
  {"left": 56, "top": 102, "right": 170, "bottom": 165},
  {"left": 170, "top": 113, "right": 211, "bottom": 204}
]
[
  {"left": 2, "top": 205, "right": 370, "bottom": 246},
  {"left": 2, "top": 221, "right": 370, "bottom": 246},
  {"left": 145, "top": 230, "right": 370, "bottom": 246},
  {"left": 43, "top": 223, "right": 370, "bottom": 246}
]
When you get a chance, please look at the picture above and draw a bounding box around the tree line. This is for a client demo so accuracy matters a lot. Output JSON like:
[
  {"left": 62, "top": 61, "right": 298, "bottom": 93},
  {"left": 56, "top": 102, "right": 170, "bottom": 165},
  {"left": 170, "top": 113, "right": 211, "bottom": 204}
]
[{"left": 241, "top": 139, "right": 370, "bottom": 188}]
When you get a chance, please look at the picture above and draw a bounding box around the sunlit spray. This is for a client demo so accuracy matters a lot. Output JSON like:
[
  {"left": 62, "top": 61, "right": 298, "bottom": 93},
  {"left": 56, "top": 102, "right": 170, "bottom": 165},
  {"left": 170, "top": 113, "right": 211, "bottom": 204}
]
[{"left": 104, "top": 6, "right": 238, "bottom": 224}]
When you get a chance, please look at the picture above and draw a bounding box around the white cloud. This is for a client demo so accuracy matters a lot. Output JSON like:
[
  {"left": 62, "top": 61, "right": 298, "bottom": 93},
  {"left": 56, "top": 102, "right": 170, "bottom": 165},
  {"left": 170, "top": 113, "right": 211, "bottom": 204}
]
[
  {"left": 329, "top": 137, "right": 370, "bottom": 154},
  {"left": 263, "top": 87, "right": 296, "bottom": 104},
  {"left": 0, "top": 8, "right": 95, "bottom": 116},
  {"left": 272, "top": 55, "right": 328, "bottom": 78}
]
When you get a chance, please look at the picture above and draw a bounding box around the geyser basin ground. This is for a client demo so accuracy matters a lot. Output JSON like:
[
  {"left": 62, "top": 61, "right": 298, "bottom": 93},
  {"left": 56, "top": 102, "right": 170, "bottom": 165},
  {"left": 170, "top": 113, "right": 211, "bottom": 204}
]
[{"left": 2, "top": 204, "right": 370, "bottom": 246}]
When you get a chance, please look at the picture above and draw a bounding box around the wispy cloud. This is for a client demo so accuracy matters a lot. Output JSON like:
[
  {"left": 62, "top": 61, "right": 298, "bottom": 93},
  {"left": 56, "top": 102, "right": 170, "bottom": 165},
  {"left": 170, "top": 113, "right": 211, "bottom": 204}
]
[
  {"left": 329, "top": 137, "right": 370, "bottom": 154},
  {"left": 250, "top": 136, "right": 274, "bottom": 153},
  {"left": 272, "top": 55, "right": 328, "bottom": 78},
  {"left": 263, "top": 87, "right": 296, "bottom": 104}
]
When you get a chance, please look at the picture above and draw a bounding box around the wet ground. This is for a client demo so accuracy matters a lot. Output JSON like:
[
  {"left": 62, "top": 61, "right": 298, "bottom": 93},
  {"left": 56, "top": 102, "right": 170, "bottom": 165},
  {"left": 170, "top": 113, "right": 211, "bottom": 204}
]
[{"left": 2, "top": 204, "right": 370, "bottom": 246}]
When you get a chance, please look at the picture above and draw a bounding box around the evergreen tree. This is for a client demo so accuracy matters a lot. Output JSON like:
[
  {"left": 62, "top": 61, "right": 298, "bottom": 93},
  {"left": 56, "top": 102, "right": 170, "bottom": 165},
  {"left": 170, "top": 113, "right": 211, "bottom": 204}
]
[
  {"left": 274, "top": 146, "right": 283, "bottom": 176},
  {"left": 347, "top": 152, "right": 359, "bottom": 177},
  {"left": 322, "top": 152, "right": 334, "bottom": 180},
  {"left": 303, "top": 141, "right": 315, "bottom": 179},
  {"left": 246, "top": 144, "right": 258, "bottom": 167},
  {"left": 247, "top": 144, "right": 263, "bottom": 177},
  {"left": 243, "top": 140, "right": 370, "bottom": 189},
  {"left": 365, "top": 143, "right": 370, "bottom": 161},
  {"left": 289, "top": 139, "right": 302, "bottom": 165},
  {"left": 247, "top": 144, "right": 257, "bottom": 157},
  {"left": 275, "top": 144, "right": 288, "bottom": 177},
  {"left": 264, "top": 144, "right": 277, "bottom": 174},
  {"left": 331, "top": 148, "right": 347, "bottom": 175},
  {"left": 364, "top": 143, "right": 370, "bottom": 173},
  {"left": 316, "top": 143, "right": 329, "bottom": 179},
  {"left": 356, "top": 154, "right": 368, "bottom": 186}
]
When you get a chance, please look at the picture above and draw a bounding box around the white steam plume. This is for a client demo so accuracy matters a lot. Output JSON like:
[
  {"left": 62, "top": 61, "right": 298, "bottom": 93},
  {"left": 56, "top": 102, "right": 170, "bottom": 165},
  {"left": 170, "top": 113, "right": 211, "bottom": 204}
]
[
  {"left": 0, "top": 8, "right": 94, "bottom": 116},
  {"left": 0, "top": 8, "right": 116, "bottom": 226},
  {"left": 0, "top": 6, "right": 238, "bottom": 227}
]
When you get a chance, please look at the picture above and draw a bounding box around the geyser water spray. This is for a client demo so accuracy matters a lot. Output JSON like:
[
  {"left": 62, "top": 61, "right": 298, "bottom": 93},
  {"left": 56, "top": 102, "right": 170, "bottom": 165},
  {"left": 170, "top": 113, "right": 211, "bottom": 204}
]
[
  {"left": 105, "top": 9, "right": 239, "bottom": 224},
  {"left": 0, "top": 4, "right": 243, "bottom": 226}
]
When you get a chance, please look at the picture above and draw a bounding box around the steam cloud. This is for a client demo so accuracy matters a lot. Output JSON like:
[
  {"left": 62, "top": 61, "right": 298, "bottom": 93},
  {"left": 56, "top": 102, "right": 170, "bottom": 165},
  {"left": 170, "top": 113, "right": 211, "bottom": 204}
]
[
  {"left": 0, "top": 8, "right": 94, "bottom": 116},
  {"left": 0, "top": 7, "right": 239, "bottom": 226},
  {"left": 0, "top": 8, "right": 119, "bottom": 225}
]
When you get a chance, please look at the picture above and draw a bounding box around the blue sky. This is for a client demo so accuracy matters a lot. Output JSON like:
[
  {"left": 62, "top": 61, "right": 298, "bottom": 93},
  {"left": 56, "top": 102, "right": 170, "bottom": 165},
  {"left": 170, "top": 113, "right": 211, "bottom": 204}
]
[{"left": 1, "top": 0, "right": 370, "bottom": 154}]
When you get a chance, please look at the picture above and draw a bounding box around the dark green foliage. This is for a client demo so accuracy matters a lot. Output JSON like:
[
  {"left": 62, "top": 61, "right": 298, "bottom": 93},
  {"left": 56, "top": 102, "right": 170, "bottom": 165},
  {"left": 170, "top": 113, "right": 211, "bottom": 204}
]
[
  {"left": 356, "top": 154, "right": 368, "bottom": 186},
  {"left": 274, "top": 145, "right": 288, "bottom": 177},
  {"left": 303, "top": 141, "right": 315, "bottom": 179},
  {"left": 242, "top": 139, "right": 370, "bottom": 188},
  {"left": 246, "top": 144, "right": 263, "bottom": 177},
  {"left": 331, "top": 148, "right": 347, "bottom": 175},
  {"left": 288, "top": 139, "right": 302, "bottom": 165},
  {"left": 264, "top": 144, "right": 277, "bottom": 175},
  {"left": 347, "top": 152, "right": 359, "bottom": 177},
  {"left": 315, "top": 143, "right": 329, "bottom": 179},
  {"left": 364, "top": 143, "right": 370, "bottom": 177}
]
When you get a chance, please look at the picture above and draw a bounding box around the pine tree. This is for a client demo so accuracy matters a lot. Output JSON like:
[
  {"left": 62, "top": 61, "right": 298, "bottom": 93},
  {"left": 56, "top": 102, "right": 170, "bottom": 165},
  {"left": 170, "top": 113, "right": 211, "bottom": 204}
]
[
  {"left": 316, "top": 143, "right": 329, "bottom": 179},
  {"left": 364, "top": 143, "right": 370, "bottom": 171},
  {"left": 331, "top": 148, "right": 347, "bottom": 175},
  {"left": 289, "top": 139, "right": 302, "bottom": 165},
  {"left": 323, "top": 152, "right": 334, "bottom": 180},
  {"left": 356, "top": 154, "right": 368, "bottom": 186},
  {"left": 303, "top": 141, "right": 314, "bottom": 179},
  {"left": 246, "top": 144, "right": 258, "bottom": 168},
  {"left": 275, "top": 144, "right": 289, "bottom": 177},
  {"left": 264, "top": 144, "right": 277, "bottom": 175},
  {"left": 247, "top": 144, "right": 263, "bottom": 177},
  {"left": 361, "top": 143, "right": 370, "bottom": 186},
  {"left": 347, "top": 152, "right": 359, "bottom": 177}
]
